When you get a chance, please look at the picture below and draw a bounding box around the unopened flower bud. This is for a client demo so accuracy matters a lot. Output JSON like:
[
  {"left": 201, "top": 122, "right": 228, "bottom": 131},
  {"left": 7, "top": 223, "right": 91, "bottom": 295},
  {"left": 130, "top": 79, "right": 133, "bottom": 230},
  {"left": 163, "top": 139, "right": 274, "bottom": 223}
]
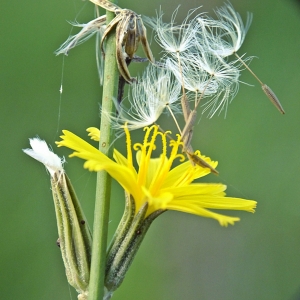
[{"left": 23, "top": 138, "right": 92, "bottom": 300}]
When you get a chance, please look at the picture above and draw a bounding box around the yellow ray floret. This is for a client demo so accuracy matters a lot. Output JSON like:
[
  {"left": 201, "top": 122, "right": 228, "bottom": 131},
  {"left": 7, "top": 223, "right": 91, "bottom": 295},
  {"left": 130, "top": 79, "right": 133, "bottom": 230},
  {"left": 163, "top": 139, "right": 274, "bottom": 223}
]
[{"left": 56, "top": 125, "right": 257, "bottom": 226}]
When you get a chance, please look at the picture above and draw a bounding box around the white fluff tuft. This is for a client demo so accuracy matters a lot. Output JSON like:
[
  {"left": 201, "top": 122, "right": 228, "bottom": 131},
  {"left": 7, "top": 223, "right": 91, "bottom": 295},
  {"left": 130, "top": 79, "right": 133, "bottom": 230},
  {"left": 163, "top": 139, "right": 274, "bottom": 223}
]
[{"left": 23, "top": 138, "right": 64, "bottom": 177}]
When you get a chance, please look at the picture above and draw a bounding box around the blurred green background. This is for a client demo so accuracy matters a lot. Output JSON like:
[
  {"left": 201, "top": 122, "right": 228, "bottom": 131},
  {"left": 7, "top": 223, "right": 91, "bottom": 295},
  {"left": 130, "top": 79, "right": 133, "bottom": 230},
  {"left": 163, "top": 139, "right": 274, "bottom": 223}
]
[{"left": 1, "top": 0, "right": 300, "bottom": 299}]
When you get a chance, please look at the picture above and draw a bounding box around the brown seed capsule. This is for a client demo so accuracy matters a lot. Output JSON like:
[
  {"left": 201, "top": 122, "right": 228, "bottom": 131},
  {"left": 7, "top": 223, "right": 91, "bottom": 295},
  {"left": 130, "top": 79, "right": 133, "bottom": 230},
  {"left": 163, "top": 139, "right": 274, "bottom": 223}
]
[{"left": 262, "top": 84, "right": 285, "bottom": 114}]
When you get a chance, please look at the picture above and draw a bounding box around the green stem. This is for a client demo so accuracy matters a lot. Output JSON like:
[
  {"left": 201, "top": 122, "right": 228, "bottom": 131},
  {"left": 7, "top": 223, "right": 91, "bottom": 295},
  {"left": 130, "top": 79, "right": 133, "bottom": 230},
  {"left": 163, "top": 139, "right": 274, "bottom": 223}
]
[{"left": 88, "top": 2, "right": 119, "bottom": 299}]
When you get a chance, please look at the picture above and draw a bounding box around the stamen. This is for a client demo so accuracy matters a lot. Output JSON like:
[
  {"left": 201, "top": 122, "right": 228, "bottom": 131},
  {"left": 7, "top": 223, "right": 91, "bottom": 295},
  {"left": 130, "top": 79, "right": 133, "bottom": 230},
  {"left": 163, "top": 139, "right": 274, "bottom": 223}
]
[{"left": 124, "top": 124, "right": 133, "bottom": 168}]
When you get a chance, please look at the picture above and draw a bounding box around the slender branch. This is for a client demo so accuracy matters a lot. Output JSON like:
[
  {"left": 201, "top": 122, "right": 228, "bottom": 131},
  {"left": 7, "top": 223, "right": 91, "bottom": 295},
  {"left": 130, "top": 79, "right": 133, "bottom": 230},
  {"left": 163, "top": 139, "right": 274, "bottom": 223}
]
[{"left": 88, "top": 2, "right": 119, "bottom": 299}]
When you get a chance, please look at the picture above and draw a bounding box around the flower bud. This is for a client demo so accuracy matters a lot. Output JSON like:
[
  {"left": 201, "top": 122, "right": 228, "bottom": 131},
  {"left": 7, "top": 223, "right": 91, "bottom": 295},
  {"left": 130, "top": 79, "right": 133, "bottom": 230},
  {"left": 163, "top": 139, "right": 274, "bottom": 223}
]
[{"left": 23, "top": 138, "right": 92, "bottom": 299}]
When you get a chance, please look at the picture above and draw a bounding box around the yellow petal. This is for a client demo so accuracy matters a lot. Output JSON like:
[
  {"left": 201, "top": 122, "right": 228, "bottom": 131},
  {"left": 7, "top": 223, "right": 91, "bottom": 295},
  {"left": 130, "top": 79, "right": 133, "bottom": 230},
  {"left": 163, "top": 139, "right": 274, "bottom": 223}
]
[
  {"left": 57, "top": 130, "right": 103, "bottom": 158},
  {"left": 164, "top": 184, "right": 227, "bottom": 197},
  {"left": 86, "top": 127, "right": 100, "bottom": 141},
  {"left": 84, "top": 160, "right": 142, "bottom": 203},
  {"left": 162, "top": 159, "right": 218, "bottom": 188},
  {"left": 166, "top": 203, "right": 241, "bottom": 227}
]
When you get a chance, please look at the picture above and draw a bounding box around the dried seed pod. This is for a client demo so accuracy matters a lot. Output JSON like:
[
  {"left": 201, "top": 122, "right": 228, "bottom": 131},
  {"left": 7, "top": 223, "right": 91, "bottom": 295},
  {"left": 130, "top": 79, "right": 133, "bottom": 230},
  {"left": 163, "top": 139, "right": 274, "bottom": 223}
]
[{"left": 262, "top": 84, "right": 285, "bottom": 114}]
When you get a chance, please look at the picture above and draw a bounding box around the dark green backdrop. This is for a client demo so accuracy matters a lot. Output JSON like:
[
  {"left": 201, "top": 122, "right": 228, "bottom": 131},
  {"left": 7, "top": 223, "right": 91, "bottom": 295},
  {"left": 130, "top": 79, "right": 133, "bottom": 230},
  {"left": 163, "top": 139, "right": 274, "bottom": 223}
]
[{"left": 1, "top": 0, "right": 300, "bottom": 299}]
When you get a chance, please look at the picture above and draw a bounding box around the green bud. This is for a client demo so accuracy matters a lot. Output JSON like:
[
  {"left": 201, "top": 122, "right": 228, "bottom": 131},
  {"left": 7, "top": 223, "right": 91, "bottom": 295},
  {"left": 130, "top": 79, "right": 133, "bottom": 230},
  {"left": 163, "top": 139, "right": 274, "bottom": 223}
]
[
  {"left": 105, "top": 192, "right": 135, "bottom": 274},
  {"left": 51, "top": 171, "right": 92, "bottom": 299},
  {"left": 105, "top": 200, "right": 164, "bottom": 296},
  {"left": 23, "top": 138, "right": 93, "bottom": 299}
]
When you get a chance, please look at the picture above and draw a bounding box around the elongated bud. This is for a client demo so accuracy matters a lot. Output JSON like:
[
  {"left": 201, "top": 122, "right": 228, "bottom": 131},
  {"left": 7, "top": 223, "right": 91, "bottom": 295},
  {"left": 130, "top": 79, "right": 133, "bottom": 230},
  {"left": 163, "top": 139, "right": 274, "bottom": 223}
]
[
  {"left": 262, "top": 84, "right": 285, "bottom": 114},
  {"left": 51, "top": 172, "right": 92, "bottom": 299},
  {"left": 105, "top": 200, "right": 164, "bottom": 297},
  {"left": 105, "top": 192, "right": 135, "bottom": 274},
  {"left": 105, "top": 202, "right": 148, "bottom": 294},
  {"left": 23, "top": 138, "right": 92, "bottom": 300}
]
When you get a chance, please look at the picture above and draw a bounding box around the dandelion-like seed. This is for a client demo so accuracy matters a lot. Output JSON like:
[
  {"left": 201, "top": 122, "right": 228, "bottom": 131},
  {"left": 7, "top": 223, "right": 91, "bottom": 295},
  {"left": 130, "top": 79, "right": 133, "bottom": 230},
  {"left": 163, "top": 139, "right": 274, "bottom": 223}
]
[
  {"left": 144, "top": 7, "right": 199, "bottom": 54},
  {"left": 197, "top": 2, "right": 252, "bottom": 57},
  {"left": 166, "top": 55, "right": 218, "bottom": 96},
  {"left": 107, "top": 64, "right": 181, "bottom": 131},
  {"left": 196, "top": 2, "right": 284, "bottom": 113}
]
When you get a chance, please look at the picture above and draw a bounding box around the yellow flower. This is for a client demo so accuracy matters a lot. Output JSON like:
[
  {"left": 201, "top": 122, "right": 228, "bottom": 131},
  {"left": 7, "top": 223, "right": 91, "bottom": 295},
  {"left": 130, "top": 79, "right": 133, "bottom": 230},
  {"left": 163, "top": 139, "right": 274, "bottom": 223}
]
[{"left": 57, "top": 125, "right": 256, "bottom": 226}]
